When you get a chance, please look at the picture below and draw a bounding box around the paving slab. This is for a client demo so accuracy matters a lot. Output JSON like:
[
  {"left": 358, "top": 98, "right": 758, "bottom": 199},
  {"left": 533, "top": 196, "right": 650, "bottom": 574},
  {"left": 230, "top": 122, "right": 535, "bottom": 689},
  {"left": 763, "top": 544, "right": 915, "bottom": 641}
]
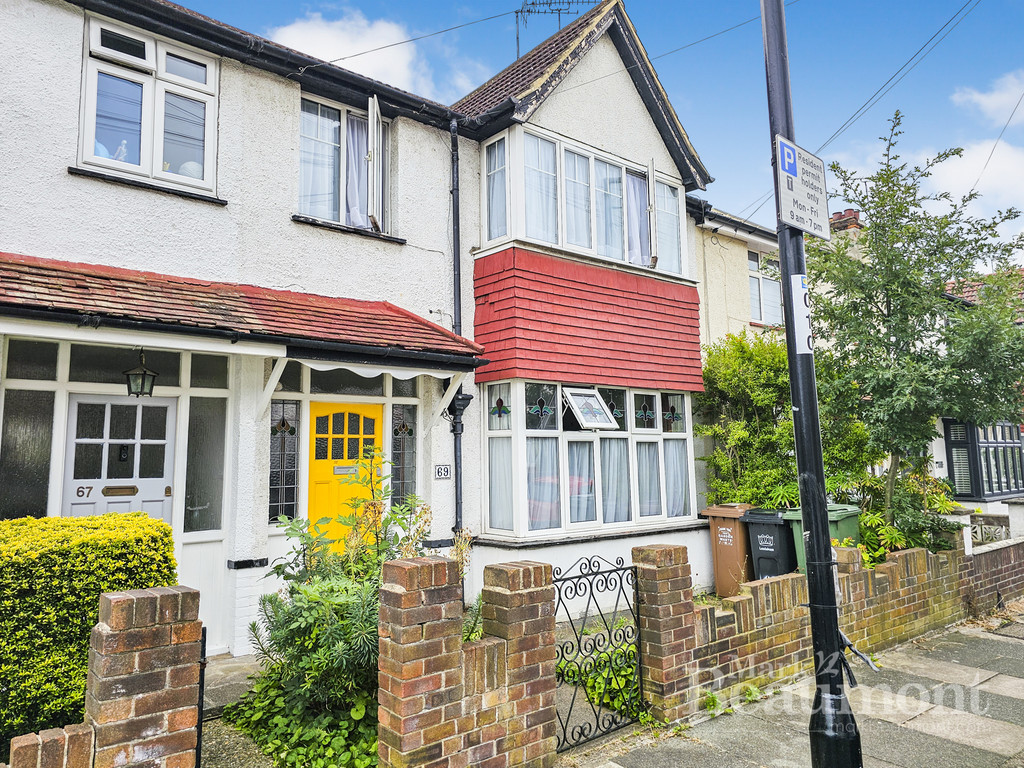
[
  {"left": 996, "top": 623, "right": 1024, "bottom": 640},
  {"left": 979, "top": 674, "right": 1024, "bottom": 700},
  {"left": 858, "top": 715, "right": 1007, "bottom": 768},
  {"left": 880, "top": 651, "right": 998, "bottom": 687},
  {"left": 903, "top": 703, "right": 1024, "bottom": 757}
]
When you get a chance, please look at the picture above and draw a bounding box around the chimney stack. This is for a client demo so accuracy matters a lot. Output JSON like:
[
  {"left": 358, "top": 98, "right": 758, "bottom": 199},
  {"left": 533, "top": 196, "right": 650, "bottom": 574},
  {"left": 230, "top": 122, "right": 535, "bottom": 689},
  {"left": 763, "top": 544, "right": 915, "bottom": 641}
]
[{"left": 830, "top": 209, "right": 862, "bottom": 231}]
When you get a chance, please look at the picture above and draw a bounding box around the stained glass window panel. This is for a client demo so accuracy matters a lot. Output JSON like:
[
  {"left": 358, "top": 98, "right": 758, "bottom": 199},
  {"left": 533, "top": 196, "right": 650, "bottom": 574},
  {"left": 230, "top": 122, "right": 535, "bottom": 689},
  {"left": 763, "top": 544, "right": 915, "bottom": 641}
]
[
  {"left": 391, "top": 404, "right": 417, "bottom": 502},
  {"left": 525, "top": 383, "right": 558, "bottom": 431},
  {"left": 488, "top": 383, "right": 511, "bottom": 431},
  {"left": 661, "top": 394, "right": 686, "bottom": 433},
  {"left": 597, "top": 388, "right": 627, "bottom": 430},
  {"left": 633, "top": 394, "right": 658, "bottom": 430}
]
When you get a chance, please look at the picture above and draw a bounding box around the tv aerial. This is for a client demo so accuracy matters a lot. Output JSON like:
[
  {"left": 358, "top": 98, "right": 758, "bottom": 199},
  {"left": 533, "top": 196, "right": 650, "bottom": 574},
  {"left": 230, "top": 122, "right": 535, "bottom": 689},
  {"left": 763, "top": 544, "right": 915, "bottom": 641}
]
[{"left": 516, "top": 1, "right": 600, "bottom": 58}]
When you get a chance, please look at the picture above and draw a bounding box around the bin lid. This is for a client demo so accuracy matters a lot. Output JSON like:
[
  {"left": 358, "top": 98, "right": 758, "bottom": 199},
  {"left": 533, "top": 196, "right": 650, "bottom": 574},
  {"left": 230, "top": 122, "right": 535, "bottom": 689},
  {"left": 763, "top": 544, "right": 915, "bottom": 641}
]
[
  {"left": 782, "top": 504, "right": 861, "bottom": 521},
  {"left": 698, "top": 504, "right": 751, "bottom": 520},
  {"left": 741, "top": 509, "right": 787, "bottom": 524}
]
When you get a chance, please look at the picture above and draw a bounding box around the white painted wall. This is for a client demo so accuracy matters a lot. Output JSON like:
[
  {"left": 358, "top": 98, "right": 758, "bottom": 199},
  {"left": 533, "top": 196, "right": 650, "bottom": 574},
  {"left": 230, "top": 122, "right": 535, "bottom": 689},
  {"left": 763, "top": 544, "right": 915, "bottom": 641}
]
[
  {"left": 529, "top": 35, "right": 679, "bottom": 184},
  {"left": 467, "top": 526, "right": 714, "bottom": 608}
]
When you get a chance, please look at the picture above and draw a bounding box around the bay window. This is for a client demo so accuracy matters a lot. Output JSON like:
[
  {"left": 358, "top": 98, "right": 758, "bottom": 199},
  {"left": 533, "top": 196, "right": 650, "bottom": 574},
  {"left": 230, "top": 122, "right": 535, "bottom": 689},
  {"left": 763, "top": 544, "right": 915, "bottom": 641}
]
[
  {"left": 481, "top": 129, "right": 686, "bottom": 276},
  {"left": 81, "top": 18, "right": 218, "bottom": 192},
  {"left": 484, "top": 380, "right": 694, "bottom": 536},
  {"left": 944, "top": 419, "right": 1024, "bottom": 499},
  {"left": 299, "top": 96, "right": 388, "bottom": 232}
]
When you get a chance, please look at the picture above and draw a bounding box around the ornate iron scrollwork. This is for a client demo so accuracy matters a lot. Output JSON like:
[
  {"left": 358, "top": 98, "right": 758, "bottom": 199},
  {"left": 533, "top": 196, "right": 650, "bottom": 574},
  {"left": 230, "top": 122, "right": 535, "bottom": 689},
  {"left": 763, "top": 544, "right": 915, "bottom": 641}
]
[{"left": 553, "top": 555, "right": 643, "bottom": 752}]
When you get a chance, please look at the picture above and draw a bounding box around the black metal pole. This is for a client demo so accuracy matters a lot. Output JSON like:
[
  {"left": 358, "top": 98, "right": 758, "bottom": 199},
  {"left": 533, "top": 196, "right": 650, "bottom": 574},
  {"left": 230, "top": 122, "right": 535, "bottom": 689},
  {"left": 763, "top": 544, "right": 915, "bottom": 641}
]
[{"left": 760, "top": 2, "right": 863, "bottom": 765}]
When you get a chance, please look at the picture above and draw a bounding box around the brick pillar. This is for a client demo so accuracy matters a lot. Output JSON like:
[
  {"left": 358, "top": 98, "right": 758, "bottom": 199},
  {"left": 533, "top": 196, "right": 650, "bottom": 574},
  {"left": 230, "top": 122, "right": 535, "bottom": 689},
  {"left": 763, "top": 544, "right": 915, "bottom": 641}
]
[
  {"left": 87, "top": 586, "right": 202, "bottom": 768},
  {"left": 480, "top": 562, "right": 556, "bottom": 768},
  {"left": 378, "top": 557, "right": 464, "bottom": 768},
  {"left": 632, "top": 544, "right": 696, "bottom": 722}
]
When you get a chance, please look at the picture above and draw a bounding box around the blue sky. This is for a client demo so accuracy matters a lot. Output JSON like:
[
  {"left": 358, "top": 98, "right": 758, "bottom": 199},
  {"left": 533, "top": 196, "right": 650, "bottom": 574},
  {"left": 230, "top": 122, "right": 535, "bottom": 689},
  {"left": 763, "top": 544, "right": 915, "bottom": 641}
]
[{"left": 182, "top": 0, "right": 1023, "bottom": 240}]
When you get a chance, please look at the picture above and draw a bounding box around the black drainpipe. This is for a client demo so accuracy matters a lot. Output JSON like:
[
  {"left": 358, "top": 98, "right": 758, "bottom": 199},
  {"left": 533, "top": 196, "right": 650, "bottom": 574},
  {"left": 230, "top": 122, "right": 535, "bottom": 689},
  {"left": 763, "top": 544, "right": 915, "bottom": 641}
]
[{"left": 447, "top": 118, "right": 473, "bottom": 538}]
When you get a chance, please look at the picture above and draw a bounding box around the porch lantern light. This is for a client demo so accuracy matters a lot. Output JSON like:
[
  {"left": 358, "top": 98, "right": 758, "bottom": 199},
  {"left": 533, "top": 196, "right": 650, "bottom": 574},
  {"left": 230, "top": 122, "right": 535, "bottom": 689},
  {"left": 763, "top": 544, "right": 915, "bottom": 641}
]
[{"left": 124, "top": 350, "right": 158, "bottom": 397}]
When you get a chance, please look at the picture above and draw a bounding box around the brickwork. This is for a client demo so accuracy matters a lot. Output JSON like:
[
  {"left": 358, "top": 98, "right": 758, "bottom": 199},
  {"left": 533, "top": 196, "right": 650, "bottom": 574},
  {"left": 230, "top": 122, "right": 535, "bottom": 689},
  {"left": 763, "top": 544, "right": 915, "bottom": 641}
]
[
  {"left": 377, "top": 557, "right": 556, "bottom": 768},
  {"left": 967, "top": 537, "right": 1024, "bottom": 614},
  {"left": 633, "top": 536, "right": 1024, "bottom": 718},
  {"left": 3, "top": 586, "right": 202, "bottom": 768}
]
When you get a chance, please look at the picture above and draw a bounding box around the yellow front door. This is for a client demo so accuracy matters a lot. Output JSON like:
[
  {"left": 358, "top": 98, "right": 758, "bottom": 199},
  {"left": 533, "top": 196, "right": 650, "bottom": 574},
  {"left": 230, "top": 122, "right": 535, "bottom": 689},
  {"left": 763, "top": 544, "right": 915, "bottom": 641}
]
[{"left": 308, "top": 402, "right": 384, "bottom": 544}]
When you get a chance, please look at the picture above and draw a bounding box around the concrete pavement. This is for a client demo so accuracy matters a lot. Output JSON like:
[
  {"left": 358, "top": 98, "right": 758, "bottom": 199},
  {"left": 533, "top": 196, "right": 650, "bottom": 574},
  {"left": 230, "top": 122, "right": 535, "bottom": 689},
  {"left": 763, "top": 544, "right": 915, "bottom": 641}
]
[{"left": 562, "top": 602, "right": 1024, "bottom": 768}]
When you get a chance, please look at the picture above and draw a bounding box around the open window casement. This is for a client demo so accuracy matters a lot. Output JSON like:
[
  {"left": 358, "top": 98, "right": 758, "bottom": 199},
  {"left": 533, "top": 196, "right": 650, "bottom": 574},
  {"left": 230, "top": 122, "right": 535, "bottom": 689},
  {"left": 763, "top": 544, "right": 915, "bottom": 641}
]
[
  {"left": 647, "top": 159, "right": 658, "bottom": 269},
  {"left": 367, "top": 94, "right": 383, "bottom": 232},
  {"left": 562, "top": 387, "right": 618, "bottom": 430}
]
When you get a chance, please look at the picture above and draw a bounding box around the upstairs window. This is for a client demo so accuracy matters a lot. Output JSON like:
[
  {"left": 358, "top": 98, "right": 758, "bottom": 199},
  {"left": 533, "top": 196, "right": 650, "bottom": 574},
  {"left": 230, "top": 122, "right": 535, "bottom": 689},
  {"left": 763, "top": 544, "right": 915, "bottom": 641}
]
[
  {"left": 300, "top": 96, "right": 389, "bottom": 231},
  {"left": 487, "top": 130, "right": 684, "bottom": 276},
  {"left": 82, "top": 18, "right": 218, "bottom": 192},
  {"left": 749, "top": 251, "right": 783, "bottom": 325}
]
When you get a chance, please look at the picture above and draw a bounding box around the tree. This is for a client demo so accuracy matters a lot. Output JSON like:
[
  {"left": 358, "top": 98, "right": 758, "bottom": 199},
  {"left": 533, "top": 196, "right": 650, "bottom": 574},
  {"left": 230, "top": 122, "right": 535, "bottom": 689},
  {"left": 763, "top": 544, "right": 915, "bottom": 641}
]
[{"left": 806, "top": 112, "right": 1024, "bottom": 515}]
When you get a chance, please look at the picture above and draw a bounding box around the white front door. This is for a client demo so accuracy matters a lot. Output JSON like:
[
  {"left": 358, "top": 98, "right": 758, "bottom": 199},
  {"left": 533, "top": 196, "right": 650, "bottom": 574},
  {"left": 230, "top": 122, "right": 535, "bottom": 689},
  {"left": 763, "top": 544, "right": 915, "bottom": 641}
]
[{"left": 63, "top": 395, "right": 177, "bottom": 523}]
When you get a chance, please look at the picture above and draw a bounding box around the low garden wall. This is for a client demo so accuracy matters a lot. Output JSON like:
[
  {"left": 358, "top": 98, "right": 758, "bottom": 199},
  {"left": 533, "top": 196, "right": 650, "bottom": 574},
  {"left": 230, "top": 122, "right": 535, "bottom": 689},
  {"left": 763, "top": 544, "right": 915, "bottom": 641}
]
[
  {"left": 2, "top": 587, "right": 202, "bottom": 768},
  {"left": 378, "top": 536, "right": 1024, "bottom": 766}
]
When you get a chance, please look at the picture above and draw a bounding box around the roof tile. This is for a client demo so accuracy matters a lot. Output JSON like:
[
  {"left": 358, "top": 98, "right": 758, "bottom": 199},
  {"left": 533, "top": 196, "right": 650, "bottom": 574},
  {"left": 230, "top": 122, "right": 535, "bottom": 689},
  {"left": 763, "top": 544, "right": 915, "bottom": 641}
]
[{"left": 0, "top": 252, "right": 483, "bottom": 358}]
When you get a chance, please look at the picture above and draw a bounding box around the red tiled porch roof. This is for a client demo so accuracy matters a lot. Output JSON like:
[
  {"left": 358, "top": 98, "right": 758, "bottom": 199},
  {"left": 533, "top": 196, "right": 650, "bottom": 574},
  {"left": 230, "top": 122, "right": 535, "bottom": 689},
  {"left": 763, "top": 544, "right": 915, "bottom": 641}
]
[{"left": 0, "top": 252, "right": 483, "bottom": 360}]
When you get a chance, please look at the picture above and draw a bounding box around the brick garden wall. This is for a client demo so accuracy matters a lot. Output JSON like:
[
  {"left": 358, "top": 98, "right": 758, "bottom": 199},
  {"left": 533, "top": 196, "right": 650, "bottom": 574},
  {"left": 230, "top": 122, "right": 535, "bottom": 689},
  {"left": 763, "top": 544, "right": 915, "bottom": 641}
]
[
  {"left": 377, "top": 557, "right": 556, "bottom": 768},
  {"left": 378, "top": 537, "right": 1024, "bottom": 766},
  {"left": 967, "top": 536, "right": 1024, "bottom": 614},
  {"left": 3, "top": 586, "right": 202, "bottom": 768}
]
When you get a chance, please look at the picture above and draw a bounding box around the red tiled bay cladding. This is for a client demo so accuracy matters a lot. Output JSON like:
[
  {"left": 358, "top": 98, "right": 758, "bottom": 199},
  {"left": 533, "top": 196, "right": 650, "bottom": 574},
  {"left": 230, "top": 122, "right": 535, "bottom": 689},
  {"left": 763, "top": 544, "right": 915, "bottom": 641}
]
[
  {"left": 0, "top": 252, "right": 481, "bottom": 356},
  {"left": 474, "top": 248, "right": 702, "bottom": 390}
]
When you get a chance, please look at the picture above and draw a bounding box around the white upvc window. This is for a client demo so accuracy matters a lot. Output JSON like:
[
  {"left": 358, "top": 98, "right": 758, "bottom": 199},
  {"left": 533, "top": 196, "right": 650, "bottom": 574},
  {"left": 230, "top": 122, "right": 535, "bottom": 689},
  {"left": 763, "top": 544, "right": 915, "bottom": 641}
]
[
  {"left": 81, "top": 18, "right": 218, "bottom": 192},
  {"left": 488, "top": 128, "right": 684, "bottom": 276},
  {"left": 483, "top": 380, "right": 695, "bottom": 537},
  {"left": 485, "top": 138, "right": 508, "bottom": 240},
  {"left": 749, "top": 250, "right": 783, "bottom": 325},
  {"left": 299, "top": 96, "right": 389, "bottom": 232}
]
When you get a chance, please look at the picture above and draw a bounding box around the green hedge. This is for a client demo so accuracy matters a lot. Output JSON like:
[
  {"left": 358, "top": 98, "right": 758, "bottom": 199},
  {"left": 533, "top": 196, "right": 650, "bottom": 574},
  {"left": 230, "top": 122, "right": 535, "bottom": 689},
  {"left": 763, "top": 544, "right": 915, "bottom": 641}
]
[{"left": 0, "top": 513, "right": 177, "bottom": 753}]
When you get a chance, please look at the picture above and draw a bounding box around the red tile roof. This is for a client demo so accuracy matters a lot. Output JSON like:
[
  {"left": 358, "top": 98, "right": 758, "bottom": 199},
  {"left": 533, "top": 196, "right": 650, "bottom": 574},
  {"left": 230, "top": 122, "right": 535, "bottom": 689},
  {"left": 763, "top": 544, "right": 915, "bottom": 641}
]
[
  {"left": 0, "top": 252, "right": 483, "bottom": 359},
  {"left": 453, "top": 0, "right": 614, "bottom": 118}
]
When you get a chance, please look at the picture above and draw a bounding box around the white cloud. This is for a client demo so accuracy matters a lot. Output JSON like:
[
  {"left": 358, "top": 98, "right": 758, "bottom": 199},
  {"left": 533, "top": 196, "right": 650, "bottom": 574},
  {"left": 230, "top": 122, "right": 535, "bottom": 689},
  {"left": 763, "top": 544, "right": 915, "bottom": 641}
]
[
  {"left": 923, "top": 139, "right": 1024, "bottom": 244},
  {"left": 269, "top": 11, "right": 438, "bottom": 99},
  {"left": 952, "top": 70, "right": 1024, "bottom": 127}
]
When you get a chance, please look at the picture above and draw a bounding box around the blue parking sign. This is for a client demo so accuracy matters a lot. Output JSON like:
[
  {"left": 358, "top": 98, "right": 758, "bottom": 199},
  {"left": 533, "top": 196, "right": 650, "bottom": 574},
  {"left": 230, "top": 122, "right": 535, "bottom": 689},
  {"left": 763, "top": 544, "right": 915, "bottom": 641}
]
[{"left": 779, "top": 139, "right": 797, "bottom": 177}]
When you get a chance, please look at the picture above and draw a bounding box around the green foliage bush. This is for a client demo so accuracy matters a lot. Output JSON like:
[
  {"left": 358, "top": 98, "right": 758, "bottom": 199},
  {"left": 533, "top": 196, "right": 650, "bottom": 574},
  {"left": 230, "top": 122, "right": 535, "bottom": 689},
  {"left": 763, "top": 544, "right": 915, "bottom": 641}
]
[
  {"left": 227, "top": 449, "right": 473, "bottom": 768},
  {"left": 0, "top": 514, "right": 177, "bottom": 755},
  {"left": 696, "top": 331, "right": 881, "bottom": 507}
]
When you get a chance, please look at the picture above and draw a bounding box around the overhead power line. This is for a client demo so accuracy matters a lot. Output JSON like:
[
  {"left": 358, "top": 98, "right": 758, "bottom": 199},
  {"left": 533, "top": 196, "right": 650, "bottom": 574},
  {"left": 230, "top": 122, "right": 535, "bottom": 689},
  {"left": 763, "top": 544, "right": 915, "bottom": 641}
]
[
  {"left": 737, "top": 0, "right": 983, "bottom": 221},
  {"left": 297, "top": 10, "right": 518, "bottom": 74},
  {"left": 971, "top": 85, "right": 1024, "bottom": 192}
]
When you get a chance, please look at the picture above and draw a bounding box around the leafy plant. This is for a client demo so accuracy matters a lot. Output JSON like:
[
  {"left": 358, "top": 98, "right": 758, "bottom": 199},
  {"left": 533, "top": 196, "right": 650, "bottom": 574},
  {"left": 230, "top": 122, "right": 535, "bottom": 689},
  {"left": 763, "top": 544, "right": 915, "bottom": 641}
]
[
  {"left": 699, "top": 689, "right": 732, "bottom": 717},
  {"left": 229, "top": 448, "right": 473, "bottom": 768},
  {"left": 558, "top": 643, "right": 645, "bottom": 721},
  {"left": 742, "top": 684, "right": 766, "bottom": 703},
  {"left": 807, "top": 112, "right": 1024, "bottom": 517}
]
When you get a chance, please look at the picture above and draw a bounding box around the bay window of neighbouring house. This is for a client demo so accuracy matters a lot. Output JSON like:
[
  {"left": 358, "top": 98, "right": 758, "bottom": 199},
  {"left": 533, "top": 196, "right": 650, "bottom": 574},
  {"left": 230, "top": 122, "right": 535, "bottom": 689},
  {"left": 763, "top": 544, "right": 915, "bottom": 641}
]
[
  {"left": 482, "top": 130, "right": 685, "bottom": 277},
  {"left": 944, "top": 419, "right": 1024, "bottom": 499},
  {"left": 299, "top": 96, "right": 389, "bottom": 232},
  {"left": 81, "top": 18, "right": 218, "bottom": 192},
  {"left": 484, "top": 380, "right": 694, "bottom": 536},
  {"left": 749, "top": 251, "right": 783, "bottom": 325}
]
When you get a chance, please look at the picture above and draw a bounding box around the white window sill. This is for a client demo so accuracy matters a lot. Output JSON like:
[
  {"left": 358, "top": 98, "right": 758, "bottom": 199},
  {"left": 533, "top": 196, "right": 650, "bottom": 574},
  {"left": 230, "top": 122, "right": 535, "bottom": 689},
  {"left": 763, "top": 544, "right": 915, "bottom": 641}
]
[
  {"left": 476, "top": 517, "right": 709, "bottom": 548},
  {"left": 68, "top": 166, "right": 227, "bottom": 206}
]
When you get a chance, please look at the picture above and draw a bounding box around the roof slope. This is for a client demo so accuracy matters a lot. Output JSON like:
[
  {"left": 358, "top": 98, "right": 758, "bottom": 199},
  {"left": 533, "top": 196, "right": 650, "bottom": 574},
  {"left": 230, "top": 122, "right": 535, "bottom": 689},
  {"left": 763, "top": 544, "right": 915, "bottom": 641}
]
[
  {"left": 452, "top": 0, "right": 711, "bottom": 191},
  {"left": 0, "top": 253, "right": 483, "bottom": 360}
]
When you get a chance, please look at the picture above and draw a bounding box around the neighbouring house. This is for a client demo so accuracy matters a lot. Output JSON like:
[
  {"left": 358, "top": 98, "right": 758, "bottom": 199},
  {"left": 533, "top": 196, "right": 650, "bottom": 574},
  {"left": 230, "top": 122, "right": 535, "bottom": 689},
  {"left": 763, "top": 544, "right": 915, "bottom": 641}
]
[
  {"left": 0, "top": 0, "right": 729, "bottom": 655},
  {"left": 0, "top": 0, "right": 487, "bottom": 655}
]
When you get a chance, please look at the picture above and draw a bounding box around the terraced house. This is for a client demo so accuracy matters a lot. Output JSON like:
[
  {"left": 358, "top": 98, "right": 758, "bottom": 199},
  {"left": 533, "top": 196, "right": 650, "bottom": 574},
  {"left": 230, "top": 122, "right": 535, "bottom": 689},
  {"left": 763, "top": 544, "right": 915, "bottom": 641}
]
[{"left": 0, "top": 0, "right": 719, "bottom": 654}]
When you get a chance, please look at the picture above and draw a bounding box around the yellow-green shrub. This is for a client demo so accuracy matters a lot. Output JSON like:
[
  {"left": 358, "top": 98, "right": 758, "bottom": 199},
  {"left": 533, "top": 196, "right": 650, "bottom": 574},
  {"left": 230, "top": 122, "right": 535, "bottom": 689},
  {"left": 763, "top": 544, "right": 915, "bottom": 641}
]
[{"left": 0, "top": 514, "right": 176, "bottom": 751}]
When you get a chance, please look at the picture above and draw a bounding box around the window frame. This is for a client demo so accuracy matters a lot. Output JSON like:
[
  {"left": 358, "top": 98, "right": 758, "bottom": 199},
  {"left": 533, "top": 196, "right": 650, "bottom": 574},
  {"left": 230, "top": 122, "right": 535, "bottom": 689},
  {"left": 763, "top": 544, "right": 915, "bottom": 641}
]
[
  {"left": 945, "top": 419, "right": 1024, "bottom": 500},
  {"left": 483, "top": 379, "right": 696, "bottom": 538},
  {"left": 481, "top": 126, "right": 686, "bottom": 277},
  {"left": 297, "top": 94, "right": 390, "bottom": 233},
  {"left": 80, "top": 18, "right": 219, "bottom": 193},
  {"left": 748, "top": 250, "right": 784, "bottom": 325}
]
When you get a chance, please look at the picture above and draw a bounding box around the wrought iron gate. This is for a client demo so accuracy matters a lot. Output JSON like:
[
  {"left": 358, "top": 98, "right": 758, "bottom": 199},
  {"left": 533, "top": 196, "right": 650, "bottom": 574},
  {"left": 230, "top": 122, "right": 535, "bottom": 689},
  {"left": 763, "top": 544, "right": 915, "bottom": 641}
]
[{"left": 553, "top": 555, "right": 643, "bottom": 752}]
